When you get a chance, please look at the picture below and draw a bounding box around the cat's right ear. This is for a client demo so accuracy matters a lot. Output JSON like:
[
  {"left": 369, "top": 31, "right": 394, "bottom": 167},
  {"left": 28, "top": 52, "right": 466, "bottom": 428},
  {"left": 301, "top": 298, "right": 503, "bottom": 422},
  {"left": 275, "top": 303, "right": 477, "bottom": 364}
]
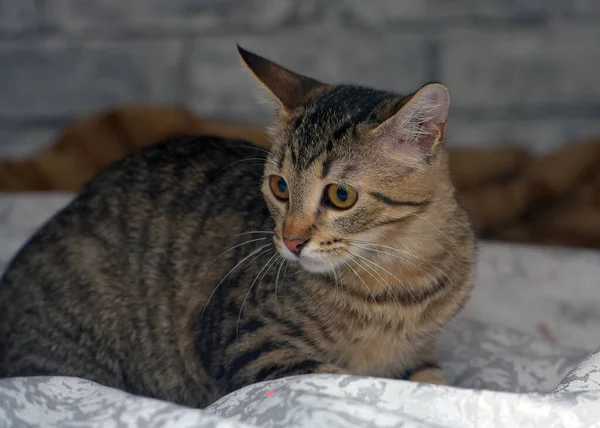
[
  {"left": 237, "top": 45, "right": 324, "bottom": 114},
  {"left": 370, "top": 83, "right": 450, "bottom": 165}
]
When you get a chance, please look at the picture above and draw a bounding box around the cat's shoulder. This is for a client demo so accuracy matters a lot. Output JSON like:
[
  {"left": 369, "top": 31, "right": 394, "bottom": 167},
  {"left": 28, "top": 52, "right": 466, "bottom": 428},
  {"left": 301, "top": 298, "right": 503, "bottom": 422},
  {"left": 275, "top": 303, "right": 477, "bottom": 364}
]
[
  {"left": 133, "top": 135, "right": 260, "bottom": 165},
  {"left": 85, "top": 135, "right": 263, "bottom": 187}
]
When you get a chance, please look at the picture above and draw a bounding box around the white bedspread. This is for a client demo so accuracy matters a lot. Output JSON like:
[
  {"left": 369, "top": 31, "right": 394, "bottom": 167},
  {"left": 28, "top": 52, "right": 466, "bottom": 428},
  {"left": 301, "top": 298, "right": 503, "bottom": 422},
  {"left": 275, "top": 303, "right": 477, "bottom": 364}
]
[{"left": 1, "top": 194, "right": 600, "bottom": 427}]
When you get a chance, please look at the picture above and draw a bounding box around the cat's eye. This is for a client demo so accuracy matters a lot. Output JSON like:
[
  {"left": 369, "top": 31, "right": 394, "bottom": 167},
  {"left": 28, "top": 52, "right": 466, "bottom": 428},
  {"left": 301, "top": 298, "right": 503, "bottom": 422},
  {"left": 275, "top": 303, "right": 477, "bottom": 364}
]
[
  {"left": 325, "top": 184, "right": 358, "bottom": 210},
  {"left": 269, "top": 175, "right": 289, "bottom": 200}
]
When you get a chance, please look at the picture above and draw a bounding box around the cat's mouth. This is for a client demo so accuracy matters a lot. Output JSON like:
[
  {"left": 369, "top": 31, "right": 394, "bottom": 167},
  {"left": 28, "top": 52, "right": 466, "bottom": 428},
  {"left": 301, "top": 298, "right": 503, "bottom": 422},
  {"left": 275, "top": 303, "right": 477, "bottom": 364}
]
[{"left": 277, "top": 239, "right": 344, "bottom": 274}]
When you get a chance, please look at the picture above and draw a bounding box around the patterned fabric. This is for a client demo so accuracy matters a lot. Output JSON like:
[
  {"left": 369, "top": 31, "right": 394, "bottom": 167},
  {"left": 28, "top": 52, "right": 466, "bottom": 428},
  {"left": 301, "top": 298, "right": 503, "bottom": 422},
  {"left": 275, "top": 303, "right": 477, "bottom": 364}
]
[
  {"left": 0, "top": 337, "right": 598, "bottom": 427},
  {"left": 1, "top": 194, "right": 600, "bottom": 427}
]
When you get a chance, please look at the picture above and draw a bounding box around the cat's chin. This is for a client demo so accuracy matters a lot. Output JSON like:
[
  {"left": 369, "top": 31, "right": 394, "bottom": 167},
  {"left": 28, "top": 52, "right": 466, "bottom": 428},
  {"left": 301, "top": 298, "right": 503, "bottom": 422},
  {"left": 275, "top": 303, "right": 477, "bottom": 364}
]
[{"left": 298, "top": 257, "right": 334, "bottom": 274}]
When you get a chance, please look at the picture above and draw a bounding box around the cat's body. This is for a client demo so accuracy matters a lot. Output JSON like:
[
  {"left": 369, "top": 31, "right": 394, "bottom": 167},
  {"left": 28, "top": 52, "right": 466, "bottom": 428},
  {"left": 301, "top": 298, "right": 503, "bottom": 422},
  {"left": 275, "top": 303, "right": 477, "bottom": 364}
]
[{"left": 0, "top": 48, "right": 475, "bottom": 408}]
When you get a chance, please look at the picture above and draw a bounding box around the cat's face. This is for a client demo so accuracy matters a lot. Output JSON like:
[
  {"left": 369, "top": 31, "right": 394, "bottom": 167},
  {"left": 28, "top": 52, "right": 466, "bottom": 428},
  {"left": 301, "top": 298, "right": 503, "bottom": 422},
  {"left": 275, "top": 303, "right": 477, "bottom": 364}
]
[{"left": 239, "top": 47, "right": 450, "bottom": 274}]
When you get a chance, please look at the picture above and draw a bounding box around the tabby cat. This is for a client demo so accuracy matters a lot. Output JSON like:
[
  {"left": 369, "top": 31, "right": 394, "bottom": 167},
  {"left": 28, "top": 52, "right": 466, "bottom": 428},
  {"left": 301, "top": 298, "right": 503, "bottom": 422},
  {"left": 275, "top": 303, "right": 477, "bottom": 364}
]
[{"left": 0, "top": 46, "right": 475, "bottom": 408}]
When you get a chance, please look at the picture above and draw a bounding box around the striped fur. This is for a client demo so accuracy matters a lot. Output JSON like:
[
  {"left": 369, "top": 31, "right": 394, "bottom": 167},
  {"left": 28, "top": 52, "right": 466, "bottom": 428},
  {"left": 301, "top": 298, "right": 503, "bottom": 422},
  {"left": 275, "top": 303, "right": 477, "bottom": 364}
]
[{"left": 0, "top": 48, "right": 475, "bottom": 408}]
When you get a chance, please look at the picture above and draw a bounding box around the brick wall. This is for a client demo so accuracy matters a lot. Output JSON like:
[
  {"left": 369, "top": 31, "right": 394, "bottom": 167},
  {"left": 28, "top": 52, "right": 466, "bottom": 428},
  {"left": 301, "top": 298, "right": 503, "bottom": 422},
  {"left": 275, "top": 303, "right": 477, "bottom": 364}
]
[{"left": 1, "top": 1, "right": 599, "bottom": 159}]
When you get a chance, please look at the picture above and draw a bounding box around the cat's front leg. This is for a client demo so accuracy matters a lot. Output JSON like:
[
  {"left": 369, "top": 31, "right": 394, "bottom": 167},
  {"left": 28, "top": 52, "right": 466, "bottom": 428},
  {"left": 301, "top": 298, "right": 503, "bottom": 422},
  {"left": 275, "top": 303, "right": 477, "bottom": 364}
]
[
  {"left": 224, "top": 353, "right": 345, "bottom": 392},
  {"left": 400, "top": 339, "right": 447, "bottom": 385},
  {"left": 403, "top": 361, "right": 447, "bottom": 385},
  {"left": 253, "top": 358, "right": 345, "bottom": 383}
]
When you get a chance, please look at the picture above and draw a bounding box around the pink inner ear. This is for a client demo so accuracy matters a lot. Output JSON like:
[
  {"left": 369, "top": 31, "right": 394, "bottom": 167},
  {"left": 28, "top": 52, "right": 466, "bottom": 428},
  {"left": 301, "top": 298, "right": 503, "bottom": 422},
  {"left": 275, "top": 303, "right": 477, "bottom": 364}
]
[
  {"left": 377, "top": 117, "right": 441, "bottom": 166},
  {"left": 399, "top": 119, "right": 439, "bottom": 148},
  {"left": 372, "top": 83, "right": 449, "bottom": 163},
  {"left": 395, "top": 136, "right": 426, "bottom": 159},
  {"left": 417, "top": 121, "right": 441, "bottom": 144}
]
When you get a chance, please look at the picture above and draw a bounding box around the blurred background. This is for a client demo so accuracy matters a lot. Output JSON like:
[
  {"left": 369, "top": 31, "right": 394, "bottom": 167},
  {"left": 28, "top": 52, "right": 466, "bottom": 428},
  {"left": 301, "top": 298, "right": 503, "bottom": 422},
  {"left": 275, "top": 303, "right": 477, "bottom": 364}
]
[
  {"left": 1, "top": 1, "right": 599, "bottom": 157},
  {"left": 1, "top": 0, "right": 600, "bottom": 250}
]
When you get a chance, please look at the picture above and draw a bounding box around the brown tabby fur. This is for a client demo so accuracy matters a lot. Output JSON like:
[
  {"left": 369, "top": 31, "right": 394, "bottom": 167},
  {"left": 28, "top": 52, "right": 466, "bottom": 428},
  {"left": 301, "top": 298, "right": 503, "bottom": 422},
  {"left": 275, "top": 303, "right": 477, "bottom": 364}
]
[{"left": 0, "top": 47, "right": 475, "bottom": 407}]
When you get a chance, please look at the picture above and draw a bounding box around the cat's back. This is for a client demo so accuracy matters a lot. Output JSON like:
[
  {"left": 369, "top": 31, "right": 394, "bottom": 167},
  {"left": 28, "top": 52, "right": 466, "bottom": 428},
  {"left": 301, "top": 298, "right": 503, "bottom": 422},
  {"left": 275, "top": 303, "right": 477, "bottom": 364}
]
[
  {"left": 1, "top": 135, "right": 268, "bottom": 283},
  {"left": 0, "top": 136, "right": 271, "bottom": 402}
]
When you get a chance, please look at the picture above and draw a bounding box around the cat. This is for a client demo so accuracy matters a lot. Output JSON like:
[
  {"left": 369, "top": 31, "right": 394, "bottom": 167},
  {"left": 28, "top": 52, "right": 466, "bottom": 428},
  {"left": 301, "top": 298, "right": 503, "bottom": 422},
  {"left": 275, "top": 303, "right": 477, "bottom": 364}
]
[
  {"left": 0, "top": 105, "right": 270, "bottom": 191},
  {"left": 0, "top": 46, "right": 476, "bottom": 408}
]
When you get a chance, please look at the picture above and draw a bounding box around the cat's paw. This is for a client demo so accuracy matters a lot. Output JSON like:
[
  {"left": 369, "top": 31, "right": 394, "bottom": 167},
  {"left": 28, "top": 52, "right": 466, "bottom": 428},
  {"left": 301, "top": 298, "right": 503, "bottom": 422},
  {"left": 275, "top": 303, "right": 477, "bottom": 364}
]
[{"left": 407, "top": 366, "right": 447, "bottom": 385}]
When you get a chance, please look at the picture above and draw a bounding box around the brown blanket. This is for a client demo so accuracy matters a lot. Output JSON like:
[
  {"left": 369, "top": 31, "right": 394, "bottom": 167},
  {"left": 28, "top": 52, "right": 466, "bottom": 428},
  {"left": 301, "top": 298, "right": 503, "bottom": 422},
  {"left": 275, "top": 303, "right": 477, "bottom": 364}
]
[
  {"left": 2, "top": 105, "right": 599, "bottom": 250},
  {"left": 455, "top": 140, "right": 600, "bottom": 249}
]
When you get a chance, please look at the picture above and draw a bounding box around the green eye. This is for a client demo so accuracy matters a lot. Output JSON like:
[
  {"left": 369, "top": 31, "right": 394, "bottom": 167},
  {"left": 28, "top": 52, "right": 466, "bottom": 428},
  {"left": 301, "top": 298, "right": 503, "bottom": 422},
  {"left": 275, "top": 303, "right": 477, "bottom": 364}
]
[
  {"left": 326, "top": 184, "right": 358, "bottom": 209},
  {"left": 269, "top": 175, "right": 289, "bottom": 200}
]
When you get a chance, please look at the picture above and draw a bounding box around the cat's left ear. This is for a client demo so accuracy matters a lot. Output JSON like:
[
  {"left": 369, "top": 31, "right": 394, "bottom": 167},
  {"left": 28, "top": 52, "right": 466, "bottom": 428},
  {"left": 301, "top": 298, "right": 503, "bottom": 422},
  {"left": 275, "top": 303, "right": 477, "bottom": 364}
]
[
  {"left": 372, "top": 83, "right": 449, "bottom": 160},
  {"left": 237, "top": 45, "right": 325, "bottom": 115}
]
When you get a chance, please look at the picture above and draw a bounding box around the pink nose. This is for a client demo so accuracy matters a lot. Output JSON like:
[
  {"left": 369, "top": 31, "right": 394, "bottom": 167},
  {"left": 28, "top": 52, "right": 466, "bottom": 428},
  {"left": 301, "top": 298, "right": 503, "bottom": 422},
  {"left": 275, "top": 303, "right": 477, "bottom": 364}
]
[{"left": 283, "top": 238, "right": 307, "bottom": 255}]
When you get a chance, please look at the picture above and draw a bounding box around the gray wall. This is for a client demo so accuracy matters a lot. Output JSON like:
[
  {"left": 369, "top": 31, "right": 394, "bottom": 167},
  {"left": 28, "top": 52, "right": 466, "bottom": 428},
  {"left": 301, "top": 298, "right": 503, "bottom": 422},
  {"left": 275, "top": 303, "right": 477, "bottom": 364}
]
[{"left": 1, "top": 1, "right": 600, "bottom": 159}]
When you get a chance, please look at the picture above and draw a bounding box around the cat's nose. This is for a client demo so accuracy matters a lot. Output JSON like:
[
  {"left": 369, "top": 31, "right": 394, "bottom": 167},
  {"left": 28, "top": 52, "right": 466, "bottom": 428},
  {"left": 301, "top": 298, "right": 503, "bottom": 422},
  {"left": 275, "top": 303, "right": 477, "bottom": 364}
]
[{"left": 283, "top": 238, "right": 308, "bottom": 256}]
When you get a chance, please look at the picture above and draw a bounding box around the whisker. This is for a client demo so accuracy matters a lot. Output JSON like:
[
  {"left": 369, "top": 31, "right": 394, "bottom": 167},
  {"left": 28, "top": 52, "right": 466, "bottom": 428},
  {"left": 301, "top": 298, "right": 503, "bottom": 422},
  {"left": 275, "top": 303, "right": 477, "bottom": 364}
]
[
  {"left": 230, "top": 163, "right": 270, "bottom": 173},
  {"left": 349, "top": 254, "right": 383, "bottom": 286},
  {"left": 348, "top": 239, "right": 449, "bottom": 280},
  {"left": 347, "top": 251, "right": 386, "bottom": 284},
  {"left": 200, "top": 243, "right": 271, "bottom": 319},
  {"left": 206, "top": 237, "right": 267, "bottom": 267},
  {"left": 346, "top": 250, "right": 406, "bottom": 305},
  {"left": 219, "top": 157, "right": 267, "bottom": 169},
  {"left": 282, "top": 261, "right": 291, "bottom": 296},
  {"left": 216, "top": 157, "right": 278, "bottom": 176},
  {"left": 351, "top": 244, "right": 438, "bottom": 282},
  {"left": 338, "top": 254, "right": 376, "bottom": 302},
  {"left": 233, "top": 231, "right": 275, "bottom": 237},
  {"left": 347, "top": 247, "right": 424, "bottom": 303},
  {"left": 347, "top": 252, "right": 396, "bottom": 301},
  {"left": 407, "top": 212, "right": 452, "bottom": 243},
  {"left": 233, "top": 144, "right": 272, "bottom": 156},
  {"left": 350, "top": 256, "right": 392, "bottom": 300},
  {"left": 327, "top": 260, "right": 340, "bottom": 300},
  {"left": 256, "top": 254, "right": 280, "bottom": 298},
  {"left": 274, "top": 257, "right": 286, "bottom": 302},
  {"left": 333, "top": 263, "right": 341, "bottom": 300},
  {"left": 236, "top": 250, "right": 278, "bottom": 337}
]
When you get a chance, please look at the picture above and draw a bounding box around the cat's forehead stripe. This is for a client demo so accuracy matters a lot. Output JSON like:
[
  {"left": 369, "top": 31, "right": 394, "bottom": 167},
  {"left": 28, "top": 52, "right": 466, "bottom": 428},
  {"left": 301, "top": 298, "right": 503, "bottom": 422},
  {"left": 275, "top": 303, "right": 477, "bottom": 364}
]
[
  {"left": 321, "top": 158, "right": 332, "bottom": 178},
  {"left": 276, "top": 146, "right": 285, "bottom": 169},
  {"left": 307, "top": 86, "right": 390, "bottom": 121},
  {"left": 291, "top": 85, "right": 396, "bottom": 171}
]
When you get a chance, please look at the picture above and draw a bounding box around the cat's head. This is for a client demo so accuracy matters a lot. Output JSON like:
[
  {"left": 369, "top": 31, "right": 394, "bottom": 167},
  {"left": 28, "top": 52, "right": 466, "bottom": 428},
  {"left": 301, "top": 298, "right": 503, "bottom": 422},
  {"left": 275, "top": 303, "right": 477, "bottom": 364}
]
[{"left": 239, "top": 46, "right": 455, "bottom": 274}]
